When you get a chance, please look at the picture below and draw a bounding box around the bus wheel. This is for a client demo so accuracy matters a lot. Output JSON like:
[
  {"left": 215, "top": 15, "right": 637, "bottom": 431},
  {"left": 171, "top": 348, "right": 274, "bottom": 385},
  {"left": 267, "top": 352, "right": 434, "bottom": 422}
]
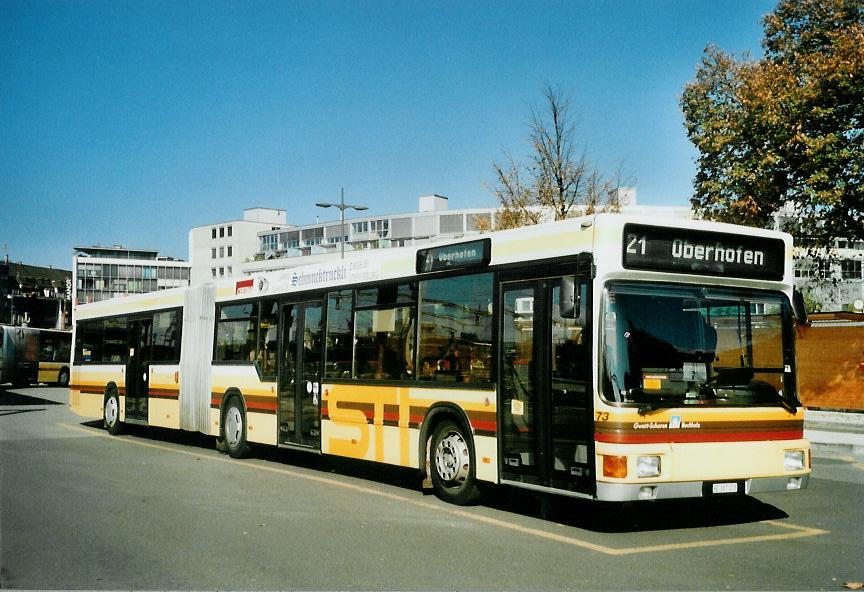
[
  {"left": 430, "top": 420, "right": 480, "bottom": 505},
  {"left": 57, "top": 369, "right": 70, "bottom": 387},
  {"left": 104, "top": 393, "right": 122, "bottom": 435},
  {"left": 223, "top": 398, "right": 250, "bottom": 459}
]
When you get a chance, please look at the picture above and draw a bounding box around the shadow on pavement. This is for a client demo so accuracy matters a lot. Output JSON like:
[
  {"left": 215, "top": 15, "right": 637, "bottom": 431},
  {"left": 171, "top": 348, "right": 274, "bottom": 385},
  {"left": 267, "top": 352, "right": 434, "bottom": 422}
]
[
  {"left": 481, "top": 487, "right": 789, "bottom": 532},
  {"left": 0, "top": 387, "right": 64, "bottom": 407},
  {"left": 71, "top": 418, "right": 789, "bottom": 533}
]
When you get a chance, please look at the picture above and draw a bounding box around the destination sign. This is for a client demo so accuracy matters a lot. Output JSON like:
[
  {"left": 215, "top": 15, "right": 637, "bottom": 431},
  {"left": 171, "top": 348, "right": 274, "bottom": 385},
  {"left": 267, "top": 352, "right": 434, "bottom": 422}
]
[
  {"left": 416, "top": 239, "right": 491, "bottom": 274},
  {"left": 622, "top": 224, "right": 785, "bottom": 280}
]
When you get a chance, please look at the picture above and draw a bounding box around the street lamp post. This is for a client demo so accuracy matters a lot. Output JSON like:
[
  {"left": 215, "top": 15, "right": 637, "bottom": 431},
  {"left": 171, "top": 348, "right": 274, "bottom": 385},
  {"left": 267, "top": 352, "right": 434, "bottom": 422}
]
[{"left": 316, "top": 188, "right": 368, "bottom": 259}]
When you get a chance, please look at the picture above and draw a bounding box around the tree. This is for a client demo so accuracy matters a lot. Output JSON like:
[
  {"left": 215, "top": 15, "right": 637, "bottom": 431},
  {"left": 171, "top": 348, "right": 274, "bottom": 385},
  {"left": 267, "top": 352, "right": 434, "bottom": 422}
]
[
  {"left": 488, "top": 85, "right": 628, "bottom": 230},
  {"left": 681, "top": 0, "right": 864, "bottom": 252}
]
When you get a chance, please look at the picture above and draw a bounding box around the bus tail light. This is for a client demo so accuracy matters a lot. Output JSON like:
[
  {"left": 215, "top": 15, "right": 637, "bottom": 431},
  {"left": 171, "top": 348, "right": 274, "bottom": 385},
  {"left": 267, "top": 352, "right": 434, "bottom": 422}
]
[{"left": 603, "top": 455, "right": 628, "bottom": 478}]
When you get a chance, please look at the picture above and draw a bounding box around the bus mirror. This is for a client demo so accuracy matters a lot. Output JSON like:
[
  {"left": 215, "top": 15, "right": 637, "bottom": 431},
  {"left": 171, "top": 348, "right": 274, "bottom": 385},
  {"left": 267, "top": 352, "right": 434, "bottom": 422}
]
[
  {"left": 559, "top": 276, "right": 580, "bottom": 319},
  {"left": 792, "top": 288, "right": 808, "bottom": 326}
]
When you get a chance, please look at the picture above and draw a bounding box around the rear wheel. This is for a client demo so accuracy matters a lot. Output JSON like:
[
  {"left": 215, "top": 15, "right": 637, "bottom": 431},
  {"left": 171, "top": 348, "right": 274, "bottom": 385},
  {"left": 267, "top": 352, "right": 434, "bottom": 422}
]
[
  {"left": 104, "top": 392, "right": 122, "bottom": 435},
  {"left": 430, "top": 420, "right": 480, "bottom": 505},
  {"left": 222, "top": 398, "right": 250, "bottom": 459}
]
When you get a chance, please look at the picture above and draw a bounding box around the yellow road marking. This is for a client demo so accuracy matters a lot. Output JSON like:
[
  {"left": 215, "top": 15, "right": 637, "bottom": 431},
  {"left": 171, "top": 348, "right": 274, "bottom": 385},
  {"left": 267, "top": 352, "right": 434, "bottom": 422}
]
[{"left": 57, "top": 422, "right": 828, "bottom": 555}]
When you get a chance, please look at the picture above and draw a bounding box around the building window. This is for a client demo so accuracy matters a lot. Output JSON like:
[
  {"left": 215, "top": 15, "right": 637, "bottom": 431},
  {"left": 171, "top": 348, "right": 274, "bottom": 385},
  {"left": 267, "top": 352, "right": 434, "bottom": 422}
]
[
  {"left": 212, "top": 268, "right": 217, "bottom": 278},
  {"left": 370, "top": 219, "right": 389, "bottom": 237},
  {"left": 440, "top": 214, "right": 464, "bottom": 234},
  {"left": 212, "top": 228, "right": 217, "bottom": 239},
  {"left": 227, "top": 225, "right": 233, "bottom": 237},
  {"left": 211, "top": 248, "right": 217, "bottom": 259},
  {"left": 219, "top": 267, "right": 224, "bottom": 277},
  {"left": 227, "top": 266, "right": 232, "bottom": 276},
  {"left": 467, "top": 213, "right": 491, "bottom": 232},
  {"left": 219, "top": 246, "right": 225, "bottom": 258},
  {"left": 842, "top": 260, "right": 862, "bottom": 280},
  {"left": 219, "top": 227, "right": 225, "bottom": 238},
  {"left": 261, "top": 234, "right": 277, "bottom": 252}
]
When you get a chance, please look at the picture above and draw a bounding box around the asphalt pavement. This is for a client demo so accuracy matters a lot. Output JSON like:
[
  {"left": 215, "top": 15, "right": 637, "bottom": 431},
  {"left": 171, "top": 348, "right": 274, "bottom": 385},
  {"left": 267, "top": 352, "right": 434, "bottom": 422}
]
[{"left": 2, "top": 385, "right": 863, "bottom": 590}]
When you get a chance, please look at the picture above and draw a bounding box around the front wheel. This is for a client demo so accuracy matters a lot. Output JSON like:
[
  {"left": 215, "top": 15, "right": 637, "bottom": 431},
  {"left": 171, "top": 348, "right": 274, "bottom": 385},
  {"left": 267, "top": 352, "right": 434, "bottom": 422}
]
[
  {"left": 104, "top": 392, "right": 122, "bottom": 435},
  {"left": 222, "top": 398, "right": 250, "bottom": 459},
  {"left": 430, "top": 420, "right": 480, "bottom": 505}
]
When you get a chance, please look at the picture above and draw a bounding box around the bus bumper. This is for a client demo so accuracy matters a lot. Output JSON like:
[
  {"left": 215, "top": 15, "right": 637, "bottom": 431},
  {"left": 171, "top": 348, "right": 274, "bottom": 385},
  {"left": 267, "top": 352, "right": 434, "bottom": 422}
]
[{"left": 596, "top": 474, "right": 810, "bottom": 501}]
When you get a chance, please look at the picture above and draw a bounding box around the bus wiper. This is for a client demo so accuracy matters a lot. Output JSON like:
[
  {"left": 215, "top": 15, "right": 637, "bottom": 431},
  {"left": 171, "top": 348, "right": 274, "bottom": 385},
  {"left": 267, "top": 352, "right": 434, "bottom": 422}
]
[
  {"left": 774, "top": 391, "right": 798, "bottom": 415},
  {"left": 637, "top": 401, "right": 664, "bottom": 416},
  {"left": 627, "top": 389, "right": 685, "bottom": 416}
]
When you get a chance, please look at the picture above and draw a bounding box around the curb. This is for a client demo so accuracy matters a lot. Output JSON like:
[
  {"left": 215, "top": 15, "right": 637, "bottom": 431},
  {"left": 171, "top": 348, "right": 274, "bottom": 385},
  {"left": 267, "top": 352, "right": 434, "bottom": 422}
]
[{"left": 804, "top": 410, "right": 864, "bottom": 458}]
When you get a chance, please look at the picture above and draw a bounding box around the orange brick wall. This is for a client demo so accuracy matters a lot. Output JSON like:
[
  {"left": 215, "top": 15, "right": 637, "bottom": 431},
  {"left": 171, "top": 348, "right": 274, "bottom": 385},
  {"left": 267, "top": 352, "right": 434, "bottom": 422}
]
[{"left": 796, "top": 325, "right": 864, "bottom": 410}]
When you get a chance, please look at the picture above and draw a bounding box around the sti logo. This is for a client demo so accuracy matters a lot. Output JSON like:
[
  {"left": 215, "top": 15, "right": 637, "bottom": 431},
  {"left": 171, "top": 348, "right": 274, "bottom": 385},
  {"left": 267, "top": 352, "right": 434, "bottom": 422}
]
[{"left": 669, "top": 416, "right": 682, "bottom": 429}]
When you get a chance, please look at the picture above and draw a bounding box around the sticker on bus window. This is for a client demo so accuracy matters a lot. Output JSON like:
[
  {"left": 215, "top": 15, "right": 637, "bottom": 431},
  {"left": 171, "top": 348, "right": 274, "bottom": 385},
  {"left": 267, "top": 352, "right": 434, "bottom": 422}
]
[
  {"left": 511, "top": 399, "right": 524, "bottom": 416},
  {"left": 643, "top": 374, "right": 666, "bottom": 390}
]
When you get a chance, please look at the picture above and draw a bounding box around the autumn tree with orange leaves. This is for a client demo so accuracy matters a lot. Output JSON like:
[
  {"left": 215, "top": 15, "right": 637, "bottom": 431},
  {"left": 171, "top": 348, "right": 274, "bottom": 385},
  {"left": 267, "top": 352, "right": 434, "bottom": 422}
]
[{"left": 681, "top": 0, "right": 864, "bottom": 252}]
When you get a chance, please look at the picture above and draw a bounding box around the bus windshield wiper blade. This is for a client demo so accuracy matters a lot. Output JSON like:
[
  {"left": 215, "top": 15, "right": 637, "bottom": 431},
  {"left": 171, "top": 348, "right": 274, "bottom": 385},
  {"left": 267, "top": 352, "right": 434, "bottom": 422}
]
[
  {"left": 774, "top": 391, "right": 798, "bottom": 414},
  {"left": 628, "top": 390, "right": 686, "bottom": 415}
]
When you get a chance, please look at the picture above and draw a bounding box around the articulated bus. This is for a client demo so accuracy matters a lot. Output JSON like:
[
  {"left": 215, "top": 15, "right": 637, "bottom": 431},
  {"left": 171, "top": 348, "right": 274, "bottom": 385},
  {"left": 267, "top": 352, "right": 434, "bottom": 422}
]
[
  {"left": 70, "top": 214, "right": 810, "bottom": 504},
  {"left": 0, "top": 325, "right": 72, "bottom": 387}
]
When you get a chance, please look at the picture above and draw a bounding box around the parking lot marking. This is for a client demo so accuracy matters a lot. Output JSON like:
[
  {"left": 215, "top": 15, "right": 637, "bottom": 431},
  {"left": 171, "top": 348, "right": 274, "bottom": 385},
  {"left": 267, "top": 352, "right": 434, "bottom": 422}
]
[
  {"left": 58, "top": 421, "right": 829, "bottom": 555},
  {"left": 608, "top": 520, "right": 828, "bottom": 556}
]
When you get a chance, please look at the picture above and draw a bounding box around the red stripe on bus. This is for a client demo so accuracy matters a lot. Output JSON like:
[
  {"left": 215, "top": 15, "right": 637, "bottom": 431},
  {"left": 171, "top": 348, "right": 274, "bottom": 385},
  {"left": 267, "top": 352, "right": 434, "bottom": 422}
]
[
  {"left": 246, "top": 401, "right": 277, "bottom": 413},
  {"left": 149, "top": 389, "right": 179, "bottom": 399},
  {"left": 470, "top": 420, "right": 497, "bottom": 434},
  {"left": 594, "top": 429, "right": 804, "bottom": 444}
]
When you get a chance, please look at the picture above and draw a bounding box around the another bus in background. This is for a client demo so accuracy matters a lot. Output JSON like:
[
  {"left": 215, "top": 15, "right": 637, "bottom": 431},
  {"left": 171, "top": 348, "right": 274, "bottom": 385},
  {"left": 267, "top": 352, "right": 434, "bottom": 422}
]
[{"left": 0, "top": 325, "right": 72, "bottom": 387}]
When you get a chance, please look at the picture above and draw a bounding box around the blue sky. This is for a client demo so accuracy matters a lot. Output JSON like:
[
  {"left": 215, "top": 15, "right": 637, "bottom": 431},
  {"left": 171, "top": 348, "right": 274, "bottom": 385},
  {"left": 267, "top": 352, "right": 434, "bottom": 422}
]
[{"left": 1, "top": 0, "right": 775, "bottom": 269}]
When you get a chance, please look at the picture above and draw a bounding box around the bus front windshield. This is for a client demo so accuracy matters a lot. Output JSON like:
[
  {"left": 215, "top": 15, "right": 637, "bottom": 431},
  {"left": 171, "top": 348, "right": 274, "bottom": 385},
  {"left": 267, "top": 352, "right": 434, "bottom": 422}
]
[{"left": 602, "top": 282, "right": 798, "bottom": 410}]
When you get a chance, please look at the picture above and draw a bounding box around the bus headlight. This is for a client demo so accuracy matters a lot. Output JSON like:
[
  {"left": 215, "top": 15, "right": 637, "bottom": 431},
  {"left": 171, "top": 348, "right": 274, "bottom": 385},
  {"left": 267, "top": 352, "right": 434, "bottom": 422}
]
[
  {"left": 784, "top": 450, "right": 805, "bottom": 471},
  {"left": 637, "top": 455, "right": 661, "bottom": 478}
]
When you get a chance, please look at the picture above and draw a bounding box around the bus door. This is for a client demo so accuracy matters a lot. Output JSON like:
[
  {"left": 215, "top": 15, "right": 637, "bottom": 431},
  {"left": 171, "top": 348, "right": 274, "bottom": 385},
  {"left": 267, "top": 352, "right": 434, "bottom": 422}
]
[
  {"left": 278, "top": 300, "right": 324, "bottom": 448},
  {"left": 126, "top": 317, "right": 152, "bottom": 422},
  {"left": 500, "top": 271, "right": 594, "bottom": 496}
]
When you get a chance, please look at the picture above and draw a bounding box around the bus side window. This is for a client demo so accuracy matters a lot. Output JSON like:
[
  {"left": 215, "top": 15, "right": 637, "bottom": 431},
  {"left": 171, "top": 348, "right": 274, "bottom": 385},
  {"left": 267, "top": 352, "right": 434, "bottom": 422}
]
[
  {"left": 257, "top": 300, "right": 279, "bottom": 377},
  {"left": 353, "top": 283, "right": 417, "bottom": 381},
  {"left": 418, "top": 273, "right": 493, "bottom": 384}
]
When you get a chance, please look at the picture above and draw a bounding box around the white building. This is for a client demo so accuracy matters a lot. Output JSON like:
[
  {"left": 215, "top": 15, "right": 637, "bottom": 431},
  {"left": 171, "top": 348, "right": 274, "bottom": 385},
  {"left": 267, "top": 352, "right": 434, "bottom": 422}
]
[
  {"left": 793, "top": 240, "right": 864, "bottom": 311},
  {"left": 72, "top": 246, "right": 190, "bottom": 305},
  {"left": 188, "top": 207, "right": 289, "bottom": 284},
  {"left": 772, "top": 204, "right": 864, "bottom": 312},
  {"left": 244, "top": 191, "right": 692, "bottom": 276},
  {"left": 245, "top": 195, "right": 503, "bottom": 276}
]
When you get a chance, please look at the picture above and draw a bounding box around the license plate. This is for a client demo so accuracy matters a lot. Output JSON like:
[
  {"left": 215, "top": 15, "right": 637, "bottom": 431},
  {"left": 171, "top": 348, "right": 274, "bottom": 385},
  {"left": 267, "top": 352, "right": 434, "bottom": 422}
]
[{"left": 712, "top": 482, "right": 739, "bottom": 494}]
